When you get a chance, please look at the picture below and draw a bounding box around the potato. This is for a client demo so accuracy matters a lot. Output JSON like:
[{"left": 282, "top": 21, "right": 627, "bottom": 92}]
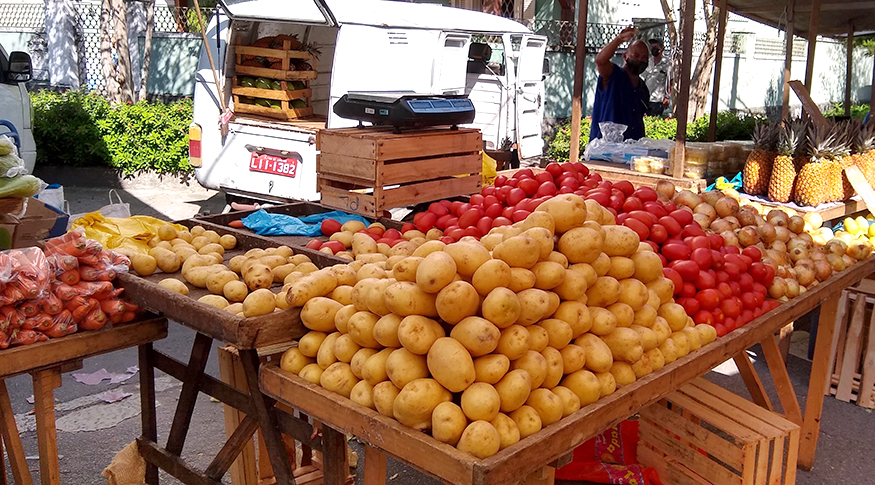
[
  {"left": 526, "top": 389, "right": 563, "bottom": 426},
  {"left": 131, "top": 254, "right": 157, "bottom": 276},
  {"left": 149, "top": 247, "right": 181, "bottom": 273},
  {"left": 347, "top": 311, "right": 381, "bottom": 348},
  {"left": 696, "top": 323, "right": 718, "bottom": 345},
  {"left": 607, "top": 302, "right": 634, "bottom": 328},
  {"left": 509, "top": 405, "right": 542, "bottom": 439},
  {"left": 538, "top": 319, "right": 572, "bottom": 348},
  {"left": 586, "top": 276, "right": 620, "bottom": 307},
  {"left": 570, "top": 263, "right": 599, "bottom": 288},
  {"left": 393, "top": 378, "right": 452, "bottom": 430},
  {"left": 320, "top": 362, "right": 359, "bottom": 398},
  {"left": 316, "top": 332, "right": 341, "bottom": 369},
  {"left": 606, "top": 256, "right": 635, "bottom": 280},
  {"left": 299, "top": 364, "right": 324, "bottom": 384},
  {"left": 351, "top": 348, "right": 379, "bottom": 379},
  {"left": 202, "top": 230, "right": 220, "bottom": 244},
  {"left": 190, "top": 236, "right": 209, "bottom": 251},
  {"left": 432, "top": 402, "right": 467, "bottom": 446},
  {"left": 299, "top": 331, "right": 327, "bottom": 358},
  {"left": 389, "top": 241, "right": 417, "bottom": 257},
  {"left": 385, "top": 349, "right": 429, "bottom": 389},
  {"left": 515, "top": 289, "right": 549, "bottom": 326},
  {"left": 575, "top": 333, "right": 614, "bottom": 373},
  {"left": 173, "top": 246, "right": 198, "bottom": 262},
  {"left": 552, "top": 386, "right": 581, "bottom": 417},
  {"left": 630, "top": 251, "right": 663, "bottom": 283},
  {"left": 553, "top": 301, "right": 592, "bottom": 338},
  {"left": 300, "top": 297, "right": 342, "bottom": 332},
  {"left": 287, "top": 271, "right": 338, "bottom": 307},
  {"left": 494, "top": 369, "right": 532, "bottom": 413},
  {"left": 602, "top": 226, "right": 640, "bottom": 257},
  {"left": 356, "top": 253, "right": 388, "bottom": 264},
  {"left": 194, "top": 293, "right": 227, "bottom": 310},
  {"left": 591, "top": 253, "right": 612, "bottom": 276},
  {"left": 242, "top": 289, "right": 277, "bottom": 317},
  {"left": 632, "top": 305, "right": 658, "bottom": 328},
  {"left": 158, "top": 278, "right": 188, "bottom": 295},
  {"left": 244, "top": 248, "right": 265, "bottom": 259},
  {"left": 461, "top": 382, "right": 501, "bottom": 421},
  {"left": 557, "top": 344, "right": 585, "bottom": 374},
  {"left": 328, "top": 285, "right": 354, "bottom": 306},
  {"left": 658, "top": 302, "right": 688, "bottom": 332},
  {"left": 595, "top": 371, "right": 617, "bottom": 397},
  {"left": 351, "top": 278, "right": 376, "bottom": 311},
  {"left": 659, "top": 338, "right": 679, "bottom": 364},
  {"left": 456, "top": 421, "right": 501, "bottom": 459},
  {"left": 224, "top": 280, "right": 251, "bottom": 303},
  {"left": 450, "top": 317, "right": 500, "bottom": 357},
  {"left": 535, "top": 194, "right": 586, "bottom": 233},
  {"left": 398, "top": 315, "right": 445, "bottom": 354},
  {"left": 490, "top": 413, "right": 520, "bottom": 450},
  {"left": 187, "top": 225, "right": 204, "bottom": 238},
  {"left": 647, "top": 277, "right": 675, "bottom": 306},
  {"left": 496, "top": 325, "right": 530, "bottom": 361},
  {"left": 561, "top": 369, "right": 601, "bottom": 405},
  {"left": 205, "top": 270, "right": 237, "bottom": 295},
  {"left": 350, "top": 380, "right": 375, "bottom": 410},
  {"left": 512, "top": 351, "right": 548, "bottom": 390},
  {"left": 371, "top": 313, "right": 402, "bottom": 348},
  {"left": 526, "top": 325, "right": 549, "bottom": 352},
  {"left": 384, "top": 282, "right": 438, "bottom": 317},
  {"left": 479, "top": 288, "right": 520, "bottom": 329},
  {"left": 530, "top": 261, "right": 565, "bottom": 290},
  {"left": 436, "top": 281, "right": 480, "bottom": 324},
  {"left": 369, "top": 381, "right": 400, "bottom": 417},
  {"left": 468, "top": 260, "right": 511, "bottom": 297},
  {"left": 392, "top": 257, "right": 423, "bottom": 282},
  {"left": 652, "top": 317, "right": 672, "bottom": 345},
  {"left": 241, "top": 263, "right": 272, "bottom": 291},
  {"left": 558, "top": 227, "right": 603, "bottom": 264},
  {"left": 361, "top": 348, "right": 394, "bottom": 385},
  {"left": 507, "top": 268, "right": 536, "bottom": 293},
  {"left": 552, "top": 269, "right": 586, "bottom": 302},
  {"left": 280, "top": 347, "right": 313, "bottom": 375},
  {"left": 610, "top": 362, "right": 636, "bottom": 386},
  {"left": 589, "top": 307, "right": 618, "bottom": 336},
  {"left": 445, "top": 242, "right": 491, "bottom": 277},
  {"left": 646, "top": 348, "right": 665, "bottom": 371},
  {"left": 415, "top": 251, "right": 457, "bottom": 293},
  {"left": 334, "top": 334, "right": 362, "bottom": 363},
  {"left": 521, "top": 210, "right": 555, "bottom": 233},
  {"left": 601, "top": 327, "right": 644, "bottom": 364},
  {"left": 682, "top": 326, "right": 702, "bottom": 351},
  {"left": 365, "top": 278, "right": 394, "bottom": 316},
  {"left": 288, "top": 254, "right": 312, "bottom": 266},
  {"left": 351, "top": 233, "right": 377, "bottom": 256},
  {"left": 270, "top": 263, "right": 297, "bottom": 283},
  {"left": 427, "top": 338, "right": 475, "bottom": 393},
  {"left": 493, "top": 235, "right": 540, "bottom": 269},
  {"left": 356, "top": 263, "right": 386, "bottom": 281},
  {"left": 474, "top": 354, "right": 510, "bottom": 384},
  {"left": 522, "top": 227, "right": 555, "bottom": 261},
  {"left": 184, "top": 265, "right": 215, "bottom": 288},
  {"left": 157, "top": 224, "right": 177, "bottom": 241}
]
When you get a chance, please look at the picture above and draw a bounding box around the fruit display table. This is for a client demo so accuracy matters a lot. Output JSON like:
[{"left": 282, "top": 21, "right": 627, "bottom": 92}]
[
  {"left": 0, "top": 317, "right": 168, "bottom": 485},
  {"left": 739, "top": 193, "right": 869, "bottom": 224},
  {"left": 258, "top": 256, "right": 875, "bottom": 484}
]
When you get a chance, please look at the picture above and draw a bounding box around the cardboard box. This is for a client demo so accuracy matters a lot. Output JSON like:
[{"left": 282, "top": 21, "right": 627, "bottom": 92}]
[{"left": 0, "top": 197, "right": 69, "bottom": 249}]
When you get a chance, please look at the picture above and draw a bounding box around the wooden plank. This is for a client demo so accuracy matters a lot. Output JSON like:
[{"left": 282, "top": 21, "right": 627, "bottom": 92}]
[
  {"left": 139, "top": 344, "right": 159, "bottom": 485},
  {"left": 677, "top": 385, "right": 783, "bottom": 440},
  {"left": 0, "top": 380, "right": 32, "bottom": 485},
  {"left": 665, "top": 460, "right": 714, "bottom": 485},
  {"left": 234, "top": 102, "right": 314, "bottom": 121},
  {"left": 376, "top": 131, "right": 482, "bottom": 161},
  {"left": 321, "top": 426, "right": 349, "bottom": 485},
  {"left": 799, "top": 293, "right": 842, "bottom": 470},
  {"left": 759, "top": 336, "right": 804, "bottom": 426},
  {"left": 690, "top": 380, "right": 798, "bottom": 435},
  {"left": 803, "top": 0, "right": 821, "bottom": 90},
  {"left": 138, "top": 438, "right": 221, "bottom": 485},
  {"left": 845, "top": 23, "right": 854, "bottom": 116},
  {"left": 232, "top": 86, "right": 312, "bottom": 101},
  {"left": 205, "top": 415, "right": 260, "bottom": 480},
  {"left": 585, "top": 160, "right": 708, "bottom": 193},
  {"left": 32, "top": 369, "right": 61, "bottom": 485},
  {"left": 707, "top": 0, "right": 729, "bottom": 141},
  {"left": 784, "top": 428, "right": 800, "bottom": 485},
  {"left": 217, "top": 348, "right": 258, "bottom": 485},
  {"left": 639, "top": 421, "right": 743, "bottom": 485},
  {"left": 768, "top": 435, "right": 784, "bottom": 485},
  {"left": 319, "top": 184, "right": 378, "bottom": 218},
  {"left": 741, "top": 443, "right": 756, "bottom": 485},
  {"left": 568, "top": 0, "right": 589, "bottom": 163},
  {"left": 153, "top": 350, "right": 255, "bottom": 416},
  {"left": 857, "top": 303, "right": 875, "bottom": 408},
  {"left": 732, "top": 353, "right": 775, "bottom": 411},
  {"left": 781, "top": 0, "right": 795, "bottom": 120},
  {"left": 835, "top": 294, "right": 867, "bottom": 401},
  {"left": 363, "top": 446, "right": 386, "bottom": 485},
  {"left": 235, "top": 66, "right": 318, "bottom": 81},
  {"left": 381, "top": 175, "right": 481, "bottom": 210},
  {"left": 316, "top": 131, "right": 377, "bottom": 159},
  {"left": 826, "top": 292, "right": 850, "bottom": 394},
  {"left": 788, "top": 81, "right": 828, "bottom": 129},
  {"left": 317, "top": 154, "right": 376, "bottom": 182},
  {"left": 0, "top": 318, "right": 168, "bottom": 378},
  {"left": 636, "top": 443, "right": 670, "bottom": 479},
  {"left": 843, "top": 166, "right": 875, "bottom": 216},
  {"left": 235, "top": 45, "right": 312, "bottom": 60},
  {"left": 166, "top": 333, "right": 214, "bottom": 455},
  {"left": 639, "top": 405, "right": 745, "bottom": 468},
  {"left": 671, "top": 0, "right": 697, "bottom": 179},
  {"left": 379, "top": 153, "right": 482, "bottom": 186},
  {"left": 753, "top": 439, "right": 768, "bottom": 485}
]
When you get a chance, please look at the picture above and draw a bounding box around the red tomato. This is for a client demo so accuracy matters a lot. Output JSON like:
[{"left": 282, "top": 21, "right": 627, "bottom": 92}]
[
  {"left": 741, "top": 292, "right": 758, "bottom": 310},
  {"left": 681, "top": 223, "right": 706, "bottom": 238},
  {"left": 663, "top": 202, "right": 677, "bottom": 213},
  {"left": 715, "top": 270, "right": 730, "bottom": 284},
  {"left": 376, "top": 237, "right": 394, "bottom": 246},
  {"left": 662, "top": 267, "right": 683, "bottom": 294},
  {"left": 582, "top": 178, "right": 598, "bottom": 189},
  {"left": 720, "top": 297, "right": 741, "bottom": 318},
  {"left": 589, "top": 172, "right": 602, "bottom": 182},
  {"left": 670, "top": 260, "right": 699, "bottom": 282},
  {"left": 557, "top": 175, "right": 580, "bottom": 190},
  {"left": 723, "top": 262, "right": 740, "bottom": 279},
  {"left": 680, "top": 282, "right": 697, "bottom": 298},
  {"left": 507, "top": 188, "right": 526, "bottom": 207},
  {"left": 695, "top": 270, "right": 716, "bottom": 290},
  {"left": 545, "top": 162, "right": 564, "bottom": 177},
  {"left": 613, "top": 180, "right": 634, "bottom": 197},
  {"left": 642, "top": 202, "right": 667, "bottom": 219},
  {"left": 678, "top": 297, "right": 700, "bottom": 316},
  {"left": 513, "top": 168, "right": 534, "bottom": 179},
  {"left": 458, "top": 208, "right": 481, "bottom": 229},
  {"left": 711, "top": 250, "right": 724, "bottom": 269},
  {"left": 494, "top": 175, "right": 508, "bottom": 187},
  {"left": 356, "top": 230, "right": 380, "bottom": 242},
  {"left": 658, "top": 215, "right": 682, "bottom": 236},
  {"left": 649, "top": 224, "right": 668, "bottom": 244},
  {"left": 401, "top": 222, "right": 416, "bottom": 233},
  {"left": 691, "top": 247, "right": 712, "bottom": 270},
  {"left": 439, "top": 236, "right": 455, "bottom": 244},
  {"left": 623, "top": 218, "right": 650, "bottom": 241},
  {"left": 729, "top": 281, "right": 742, "bottom": 297},
  {"left": 586, "top": 191, "right": 610, "bottom": 208},
  {"left": 506, "top": 178, "right": 519, "bottom": 188},
  {"left": 476, "top": 216, "right": 493, "bottom": 235},
  {"left": 470, "top": 194, "right": 485, "bottom": 206},
  {"left": 535, "top": 172, "right": 554, "bottom": 185},
  {"left": 738, "top": 273, "right": 754, "bottom": 293},
  {"left": 512, "top": 210, "right": 531, "bottom": 222},
  {"left": 627, "top": 210, "right": 656, "bottom": 226},
  {"left": 609, "top": 194, "right": 625, "bottom": 211},
  {"left": 502, "top": 206, "right": 516, "bottom": 219},
  {"left": 306, "top": 239, "right": 323, "bottom": 250},
  {"left": 492, "top": 216, "right": 512, "bottom": 227},
  {"left": 707, "top": 233, "right": 724, "bottom": 249},
  {"left": 443, "top": 217, "right": 459, "bottom": 230},
  {"left": 523, "top": 198, "right": 543, "bottom": 213},
  {"left": 622, "top": 197, "right": 643, "bottom": 213},
  {"left": 574, "top": 162, "right": 589, "bottom": 176},
  {"left": 483, "top": 195, "right": 499, "bottom": 207},
  {"left": 646, "top": 240, "right": 660, "bottom": 252},
  {"left": 723, "top": 245, "right": 740, "bottom": 255},
  {"left": 742, "top": 246, "right": 762, "bottom": 263},
  {"left": 435, "top": 214, "right": 453, "bottom": 231},
  {"left": 519, "top": 178, "right": 539, "bottom": 196},
  {"left": 322, "top": 240, "right": 345, "bottom": 254},
  {"left": 694, "top": 310, "right": 715, "bottom": 326},
  {"left": 714, "top": 323, "right": 728, "bottom": 337},
  {"left": 496, "top": 185, "right": 512, "bottom": 203},
  {"left": 536, "top": 182, "right": 558, "bottom": 198},
  {"left": 481, "top": 186, "right": 496, "bottom": 197},
  {"left": 661, "top": 242, "right": 692, "bottom": 261},
  {"left": 616, "top": 213, "right": 629, "bottom": 225},
  {"left": 633, "top": 186, "right": 658, "bottom": 202},
  {"left": 320, "top": 219, "right": 342, "bottom": 236},
  {"left": 450, "top": 201, "right": 465, "bottom": 216},
  {"left": 748, "top": 262, "right": 767, "bottom": 281},
  {"left": 762, "top": 265, "right": 775, "bottom": 286},
  {"left": 444, "top": 225, "right": 459, "bottom": 235},
  {"left": 383, "top": 228, "right": 402, "bottom": 240},
  {"left": 670, "top": 209, "right": 694, "bottom": 226},
  {"left": 597, "top": 180, "right": 613, "bottom": 190},
  {"left": 696, "top": 289, "right": 722, "bottom": 311},
  {"left": 464, "top": 226, "right": 481, "bottom": 238},
  {"left": 690, "top": 236, "right": 711, "bottom": 251},
  {"left": 712, "top": 308, "right": 725, "bottom": 324},
  {"left": 485, "top": 203, "right": 503, "bottom": 219},
  {"left": 752, "top": 282, "right": 767, "bottom": 296},
  {"left": 367, "top": 226, "right": 385, "bottom": 238},
  {"left": 716, "top": 282, "right": 733, "bottom": 299},
  {"left": 753, "top": 307, "right": 763, "bottom": 318},
  {"left": 415, "top": 212, "right": 437, "bottom": 232}
]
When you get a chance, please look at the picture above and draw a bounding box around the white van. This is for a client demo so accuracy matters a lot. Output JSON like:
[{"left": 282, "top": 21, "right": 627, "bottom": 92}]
[
  {"left": 0, "top": 44, "right": 36, "bottom": 173},
  {"left": 191, "top": 0, "right": 546, "bottom": 203}
]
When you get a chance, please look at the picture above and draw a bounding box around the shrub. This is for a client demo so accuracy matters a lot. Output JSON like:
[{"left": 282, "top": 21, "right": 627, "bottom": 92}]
[
  {"left": 823, "top": 103, "right": 870, "bottom": 120},
  {"left": 546, "top": 117, "right": 591, "bottom": 162},
  {"left": 31, "top": 90, "right": 192, "bottom": 177}
]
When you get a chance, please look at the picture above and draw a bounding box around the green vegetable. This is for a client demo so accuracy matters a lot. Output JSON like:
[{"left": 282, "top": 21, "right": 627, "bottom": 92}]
[
  {"left": 255, "top": 99, "right": 272, "bottom": 108},
  {"left": 291, "top": 99, "right": 307, "bottom": 109},
  {"left": 0, "top": 136, "right": 12, "bottom": 156},
  {"left": 0, "top": 175, "right": 42, "bottom": 198},
  {"left": 0, "top": 154, "right": 24, "bottom": 176},
  {"left": 239, "top": 77, "right": 256, "bottom": 88},
  {"left": 255, "top": 78, "right": 272, "bottom": 90},
  {"left": 291, "top": 81, "right": 307, "bottom": 90},
  {"left": 270, "top": 80, "right": 282, "bottom": 90}
]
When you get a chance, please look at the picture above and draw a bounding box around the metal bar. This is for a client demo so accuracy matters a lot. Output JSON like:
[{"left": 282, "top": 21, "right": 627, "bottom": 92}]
[
  {"left": 707, "top": 0, "right": 729, "bottom": 141},
  {"left": 568, "top": 0, "right": 589, "bottom": 163}
]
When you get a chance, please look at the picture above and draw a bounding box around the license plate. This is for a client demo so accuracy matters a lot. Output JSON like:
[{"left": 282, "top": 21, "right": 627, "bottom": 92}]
[{"left": 249, "top": 152, "right": 298, "bottom": 177}]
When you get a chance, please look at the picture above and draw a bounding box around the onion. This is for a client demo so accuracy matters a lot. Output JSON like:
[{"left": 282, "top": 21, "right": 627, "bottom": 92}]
[
  {"left": 770, "top": 240, "right": 787, "bottom": 254},
  {"left": 761, "top": 257, "right": 778, "bottom": 271},
  {"left": 701, "top": 191, "right": 722, "bottom": 207},
  {"left": 827, "top": 254, "right": 846, "bottom": 272},
  {"left": 766, "top": 248, "right": 788, "bottom": 266},
  {"left": 848, "top": 243, "right": 871, "bottom": 261},
  {"left": 777, "top": 266, "right": 790, "bottom": 278},
  {"left": 673, "top": 190, "right": 702, "bottom": 209},
  {"left": 737, "top": 209, "right": 757, "bottom": 227},
  {"left": 814, "top": 261, "right": 833, "bottom": 281},
  {"left": 768, "top": 278, "right": 788, "bottom": 298},
  {"left": 693, "top": 213, "right": 712, "bottom": 229},
  {"left": 724, "top": 216, "right": 740, "bottom": 230},
  {"left": 789, "top": 246, "right": 810, "bottom": 263},
  {"left": 738, "top": 226, "right": 759, "bottom": 247},
  {"left": 710, "top": 219, "right": 733, "bottom": 233},
  {"left": 694, "top": 203, "right": 718, "bottom": 223},
  {"left": 798, "top": 233, "right": 813, "bottom": 244},
  {"left": 774, "top": 226, "right": 791, "bottom": 243},
  {"left": 843, "top": 254, "right": 857, "bottom": 267},
  {"left": 787, "top": 238, "right": 810, "bottom": 252},
  {"left": 754, "top": 215, "right": 767, "bottom": 226},
  {"left": 796, "top": 265, "right": 815, "bottom": 286},
  {"left": 794, "top": 258, "right": 814, "bottom": 269},
  {"left": 656, "top": 180, "right": 676, "bottom": 199},
  {"left": 826, "top": 240, "right": 846, "bottom": 256},
  {"left": 767, "top": 210, "right": 789, "bottom": 227},
  {"left": 758, "top": 223, "right": 777, "bottom": 244},
  {"left": 715, "top": 197, "right": 740, "bottom": 218},
  {"left": 788, "top": 216, "right": 805, "bottom": 234},
  {"left": 721, "top": 230, "right": 740, "bottom": 247},
  {"left": 785, "top": 279, "right": 800, "bottom": 298}
]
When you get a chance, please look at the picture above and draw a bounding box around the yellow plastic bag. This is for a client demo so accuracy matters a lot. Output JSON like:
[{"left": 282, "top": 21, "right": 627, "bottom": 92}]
[
  {"left": 482, "top": 152, "right": 498, "bottom": 186},
  {"left": 70, "top": 212, "right": 186, "bottom": 255}
]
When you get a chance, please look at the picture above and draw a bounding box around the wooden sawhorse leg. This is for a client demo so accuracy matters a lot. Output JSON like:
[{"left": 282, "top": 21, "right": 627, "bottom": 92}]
[
  {"left": 0, "top": 379, "right": 32, "bottom": 485},
  {"left": 733, "top": 353, "right": 774, "bottom": 411},
  {"left": 31, "top": 369, "right": 62, "bottom": 485}
]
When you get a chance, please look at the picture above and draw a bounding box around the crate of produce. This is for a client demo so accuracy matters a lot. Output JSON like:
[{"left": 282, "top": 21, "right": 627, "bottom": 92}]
[
  {"left": 316, "top": 126, "right": 482, "bottom": 217},
  {"left": 234, "top": 36, "right": 318, "bottom": 82},
  {"left": 637, "top": 378, "right": 799, "bottom": 485}
]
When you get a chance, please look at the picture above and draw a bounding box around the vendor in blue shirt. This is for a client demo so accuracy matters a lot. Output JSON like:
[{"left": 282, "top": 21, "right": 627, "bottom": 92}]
[{"left": 589, "top": 27, "right": 651, "bottom": 142}]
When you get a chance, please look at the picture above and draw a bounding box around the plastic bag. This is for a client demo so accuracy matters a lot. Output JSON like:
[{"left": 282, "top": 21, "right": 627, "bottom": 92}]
[
  {"left": 0, "top": 174, "right": 44, "bottom": 198},
  {"left": 70, "top": 212, "right": 186, "bottom": 255},
  {"left": 0, "top": 153, "right": 26, "bottom": 178},
  {"left": 242, "top": 209, "right": 370, "bottom": 237},
  {"left": 36, "top": 184, "right": 65, "bottom": 211},
  {"left": 482, "top": 152, "right": 498, "bottom": 186},
  {"left": 0, "top": 135, "right": 15, "bottom": 156},
  {"left": 555, "top": 421, "right": 663, "bottom": 485},
  {"left": 0, "top": 248, "right": 52, "bottom": 305}
]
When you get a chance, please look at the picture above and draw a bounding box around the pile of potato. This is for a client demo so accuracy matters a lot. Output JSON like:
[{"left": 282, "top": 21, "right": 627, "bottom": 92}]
[
  {"left": 280, "top": 194, "right": 717, "bottom": 459},
  {"left": 124, "top": 224, "right": 238, "bottom": 277},
  {"left": 318, "top": 219, "right": 439, "bottom": 260}
]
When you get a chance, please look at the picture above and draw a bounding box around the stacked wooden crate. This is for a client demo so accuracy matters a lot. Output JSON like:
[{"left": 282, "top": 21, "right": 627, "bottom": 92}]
[
  {"left": 232, "top": 37, "right": 316, "bottom": 121},
  {"left": 827, "top": 282, "right": 875, "bottom": 408}
]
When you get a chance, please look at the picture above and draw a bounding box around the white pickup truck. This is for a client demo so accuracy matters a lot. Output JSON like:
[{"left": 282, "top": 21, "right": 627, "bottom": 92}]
[{"left": 190, "top": 0, "right": 547, "bottom": 204}]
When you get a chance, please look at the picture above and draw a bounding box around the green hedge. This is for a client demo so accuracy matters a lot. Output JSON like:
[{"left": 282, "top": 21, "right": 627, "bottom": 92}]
[
  {"left": 31, "top": 90, "right": 193, "bottom": 177},
  {"left": 547, "top": 111, "right": 766, "bottom": 163},
  {"left": 823, "top": 103, "right": 870, "bottom": 120}
]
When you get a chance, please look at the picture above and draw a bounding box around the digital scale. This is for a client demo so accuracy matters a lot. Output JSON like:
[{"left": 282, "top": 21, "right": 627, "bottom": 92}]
[{"left": 332, "top": 91, "right": 476, "bottom": 132}]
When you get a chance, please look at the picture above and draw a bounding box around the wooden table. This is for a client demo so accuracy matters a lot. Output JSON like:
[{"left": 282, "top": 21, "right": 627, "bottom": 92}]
[
  {"left": 258, "top": 256, "right": 875, "bottom": 484},
  {"left": 739, "top": 193, "right": 869, "bottom": 223},
  {"left": 584, "top": 159, "right": 709, "bottom": 193},
  {"left": 0, "top": 317, "right": 168, "bottom": 485}
]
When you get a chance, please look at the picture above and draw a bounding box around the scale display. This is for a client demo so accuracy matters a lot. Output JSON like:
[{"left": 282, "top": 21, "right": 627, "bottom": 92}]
[{"left": 333, "top": 91, "right": 475, "bottom": 131}]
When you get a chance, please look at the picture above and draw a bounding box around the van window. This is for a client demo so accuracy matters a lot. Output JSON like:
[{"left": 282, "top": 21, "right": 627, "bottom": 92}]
[{"left": 467, "top": 34, "right": 504, "bottom": 76}]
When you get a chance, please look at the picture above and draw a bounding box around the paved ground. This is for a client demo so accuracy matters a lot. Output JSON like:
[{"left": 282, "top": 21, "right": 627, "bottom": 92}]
[{"left": 3, "top": 171, "right": 873, "bottom": 484}]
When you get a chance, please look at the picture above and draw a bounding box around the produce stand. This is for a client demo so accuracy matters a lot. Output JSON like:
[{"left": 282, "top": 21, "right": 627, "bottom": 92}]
[
  {"left": 739, "top": 193, "right": 869, "bottom": 224},
  {"left": 258, "top": 255, "right": 875, "bottom": 484},
  {"left": 584, "top": 160, "right": 708, "bottom": 193},
  {"left": 0, "top": 316, "right": 168, "bottom": 485}
]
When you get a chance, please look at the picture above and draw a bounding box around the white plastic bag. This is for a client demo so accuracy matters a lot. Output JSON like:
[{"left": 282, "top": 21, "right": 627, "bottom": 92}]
[{"left": 99, "top": 190, "right": 131, "bottom": 219}]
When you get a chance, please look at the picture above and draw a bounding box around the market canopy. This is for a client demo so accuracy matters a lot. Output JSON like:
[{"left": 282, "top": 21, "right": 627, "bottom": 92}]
[{"left": 727, "top": 0, "right": 875, "bottom": 37}]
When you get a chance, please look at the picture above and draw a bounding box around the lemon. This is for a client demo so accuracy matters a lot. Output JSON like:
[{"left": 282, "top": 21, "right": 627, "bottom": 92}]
[{"left": 844, "top": 217, "right": 859, "bottom": 235}]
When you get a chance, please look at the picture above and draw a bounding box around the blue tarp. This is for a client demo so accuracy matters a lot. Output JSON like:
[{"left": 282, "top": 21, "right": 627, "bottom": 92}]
[{"left": 241, "top": 209, "right": 370, "bottom": 236}]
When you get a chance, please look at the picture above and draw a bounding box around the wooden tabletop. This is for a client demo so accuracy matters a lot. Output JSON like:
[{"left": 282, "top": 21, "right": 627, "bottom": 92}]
[
  {"left": 739, "top": 193, "right": 868, "bottom": 223},
  {"left": 259, "top": 255, "right": 875, "bottom": 485}
]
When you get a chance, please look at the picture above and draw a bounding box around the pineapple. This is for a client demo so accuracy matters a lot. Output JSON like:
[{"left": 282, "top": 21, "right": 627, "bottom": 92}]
[
  {"left": 795, "top": 123, "right": 841, "bottom": 207},
  {"left": 768, "top": 121, "right": 804, "bottom": 203},
  {"left": 743, "top": 123, "right": 777, "bottom": 195},
  {"left": 853, "top": 121, "right": 875, "bottom": 188},
  {"left": 839, "top": 121, "right": 859, "bottom": 201}
]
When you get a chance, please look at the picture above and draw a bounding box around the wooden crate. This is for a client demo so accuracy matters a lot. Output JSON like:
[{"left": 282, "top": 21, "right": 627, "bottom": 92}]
[
  {"left": 637, "top": 378, "right": 799, "bottom": 485},
  {"left": 827, "top": 284, "right": 875, "bottom": 408},
  {"left": 235, "top": 39, "right": 317, "bottom": 81},
  {"left": 316, "top": 127, "right": 482, "bottom": 217},
  {"left": 234, "top": 38, "right": 317, "bottom": 120}
]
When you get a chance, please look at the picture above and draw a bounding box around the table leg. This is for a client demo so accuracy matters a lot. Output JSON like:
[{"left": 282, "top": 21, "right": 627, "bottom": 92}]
[
  {"left": 524, "top": 466, "right": 555, "bottom": 485},
  {"left": 32, "top": 369, "right": 62, "bottom": 485},
  {"left": 166, "top": 333, "right": 213, "bottom": 455},
  {"left": 363, "top": 445, "right": 386, "bottom": 485},
  {"left": 139, "top": 344, "right": 159, "bottom": 485},
  {"left": 1, "top": 435, "right": 6, "bottom": 485},
  {"left": 732, "top": 353, "right": 774, "bottom": 411},
  {"left": 238, "top": 349, "right": 295, "bottom": 485},
  {"left": 760, "top": 335, "right": 803, "bottom": 426},
  {"left": 0, "top": 380, "right": 32, "bottom": 485},
  {"left": 799, "top": 294, "right": 842, "bottom": 470},
  {"left": 321, "top": 425, "right": 348, "bottom": 485}
]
